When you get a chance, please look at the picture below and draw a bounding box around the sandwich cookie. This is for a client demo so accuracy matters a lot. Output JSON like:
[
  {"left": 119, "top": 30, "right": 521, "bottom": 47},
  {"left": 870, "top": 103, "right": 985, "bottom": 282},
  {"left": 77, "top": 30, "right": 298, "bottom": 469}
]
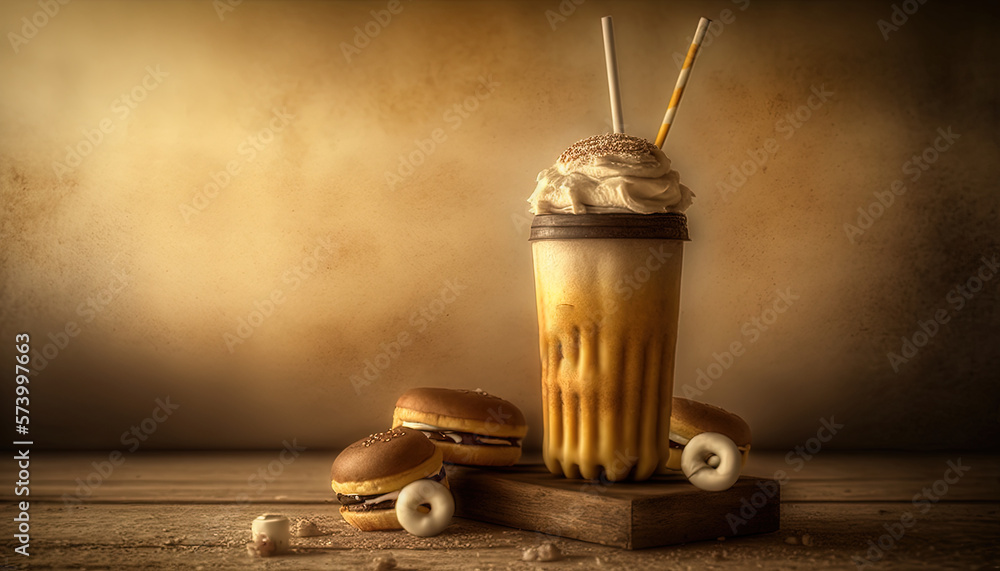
[
  {"left": 330, "top": 427, "right": 451, "bottom": 532},
  {"left": 665, "top": 397, "right": 752, "bottom": 491},
  {"left": 392, "top": 387, "right": 528, "bottom": 466}
]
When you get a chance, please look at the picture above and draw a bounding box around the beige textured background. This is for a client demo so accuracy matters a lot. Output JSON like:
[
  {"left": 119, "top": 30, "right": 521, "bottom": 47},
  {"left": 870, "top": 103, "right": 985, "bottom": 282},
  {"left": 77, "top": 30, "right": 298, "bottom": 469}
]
[{"left": 1, "top": 0, "right": 997, "bottom": 451}]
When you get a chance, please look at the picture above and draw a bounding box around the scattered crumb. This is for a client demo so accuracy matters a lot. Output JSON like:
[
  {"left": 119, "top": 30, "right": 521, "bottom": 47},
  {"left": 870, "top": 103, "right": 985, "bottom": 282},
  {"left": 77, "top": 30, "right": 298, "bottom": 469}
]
[
  {"left": 372, "top": 555, "right": 397, "bottom": 570},
  {"left": 246, "top": 533, "right": 276, "bottom": 558},
  {"left": 538, "top": 542, "right": 562, "bottom": 561},
  {"left": 716, "top": 536, "right": 726, "bottom": 541},
  {"left": 293, "top": 519, "right": 323, "bottom": 537},
  {"left": 162, "top": 537, "right": 185, "bottom": 546},
  {"left": 523, "top": 541, "right": 563, "bottom": 562},
  {"left": 801, "top": 534, "right": 814, "bottom": 546},
  {"left": 784, "top": 536, "right": 799, "bottom": 545}
]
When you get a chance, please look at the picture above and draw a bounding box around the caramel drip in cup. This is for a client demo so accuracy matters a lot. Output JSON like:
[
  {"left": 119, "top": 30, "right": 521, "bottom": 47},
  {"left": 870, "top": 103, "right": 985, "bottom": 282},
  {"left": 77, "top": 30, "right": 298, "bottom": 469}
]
[{"left": 532, "top": 236, "right": 684, "bottom": 481}]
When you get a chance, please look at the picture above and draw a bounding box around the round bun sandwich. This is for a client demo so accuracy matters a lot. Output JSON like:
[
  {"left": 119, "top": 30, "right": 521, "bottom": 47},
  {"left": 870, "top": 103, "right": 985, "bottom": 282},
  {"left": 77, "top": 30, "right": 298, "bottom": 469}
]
[
  {"left": 664, "top": 397, "right": 752, "bottom": 472},
  {"left": 392, "top": 388, "right": 528, "bottom": 466},
  {"left": 330, "top": 427, "right": 448, "bottom": 531}
]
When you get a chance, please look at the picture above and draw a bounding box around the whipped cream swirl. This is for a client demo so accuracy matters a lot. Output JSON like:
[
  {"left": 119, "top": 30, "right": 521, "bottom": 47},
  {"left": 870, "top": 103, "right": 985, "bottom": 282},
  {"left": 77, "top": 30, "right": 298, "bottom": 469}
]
[{"left": 528, "top": 133, "right": 694, "bottom": 215}]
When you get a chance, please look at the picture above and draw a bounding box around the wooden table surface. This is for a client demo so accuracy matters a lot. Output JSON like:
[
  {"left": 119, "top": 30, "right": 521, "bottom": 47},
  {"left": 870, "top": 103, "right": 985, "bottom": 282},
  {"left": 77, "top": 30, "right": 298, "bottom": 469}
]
[{"left": 2, "top": 451, "right": 997, "bottom": 570}]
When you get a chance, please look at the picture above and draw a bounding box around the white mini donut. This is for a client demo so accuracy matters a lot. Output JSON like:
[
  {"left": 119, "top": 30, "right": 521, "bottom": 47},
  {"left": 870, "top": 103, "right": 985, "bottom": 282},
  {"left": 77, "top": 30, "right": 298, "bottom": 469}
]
[
  {"left": 395, "top": 479, "right": 454, "bottom": 537},
  {"left": 681, "top": 432, "right": 741, "bottom": 492}
]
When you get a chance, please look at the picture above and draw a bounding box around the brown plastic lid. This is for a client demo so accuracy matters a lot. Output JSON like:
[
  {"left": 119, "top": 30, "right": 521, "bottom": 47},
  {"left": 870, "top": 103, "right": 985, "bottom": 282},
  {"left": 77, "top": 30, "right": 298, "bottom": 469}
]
[{"left": 529, "top": 213, "right": 690, "bottom": 241}]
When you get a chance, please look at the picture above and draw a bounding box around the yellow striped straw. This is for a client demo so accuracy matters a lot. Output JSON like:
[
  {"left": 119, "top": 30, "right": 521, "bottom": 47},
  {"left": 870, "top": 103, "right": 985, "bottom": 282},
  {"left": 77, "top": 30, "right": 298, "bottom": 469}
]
[{"left": 655, "top": 17, "right": 711, "bottom": 148}]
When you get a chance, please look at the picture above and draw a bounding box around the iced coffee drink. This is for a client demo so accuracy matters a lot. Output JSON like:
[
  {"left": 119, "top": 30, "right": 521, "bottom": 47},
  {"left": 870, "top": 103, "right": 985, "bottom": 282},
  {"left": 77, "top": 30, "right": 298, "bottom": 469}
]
[{"left": 528, "top": 133, "right": 693, "bottom": 482}]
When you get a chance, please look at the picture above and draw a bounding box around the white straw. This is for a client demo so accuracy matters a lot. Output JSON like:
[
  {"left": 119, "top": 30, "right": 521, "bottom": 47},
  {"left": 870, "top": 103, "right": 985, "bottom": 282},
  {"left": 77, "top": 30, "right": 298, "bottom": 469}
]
[{"left": 601, "top": 16, "right": 625, "bottom": 134}]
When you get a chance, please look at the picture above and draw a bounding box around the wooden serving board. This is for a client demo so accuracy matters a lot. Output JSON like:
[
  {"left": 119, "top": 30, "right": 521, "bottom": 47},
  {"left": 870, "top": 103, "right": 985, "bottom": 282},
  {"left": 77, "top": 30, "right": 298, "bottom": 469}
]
[{"left": 446, "top": 464, "right": 780, "bottom": 550}]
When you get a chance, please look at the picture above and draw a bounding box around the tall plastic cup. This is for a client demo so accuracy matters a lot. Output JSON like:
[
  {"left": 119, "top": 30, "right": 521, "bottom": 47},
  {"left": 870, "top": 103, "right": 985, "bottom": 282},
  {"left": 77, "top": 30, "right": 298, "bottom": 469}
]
[{"left": 530, "top": 213, "right": 689, "bottom": 482}]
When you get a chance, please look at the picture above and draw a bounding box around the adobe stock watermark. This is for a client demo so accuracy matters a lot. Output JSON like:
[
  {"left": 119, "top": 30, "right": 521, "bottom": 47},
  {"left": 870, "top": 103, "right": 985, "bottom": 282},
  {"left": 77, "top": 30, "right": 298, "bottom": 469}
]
[
  {"left": 561, "top": 245, "right": 678, "bottom": 340},
  {"left": 180, "top": 108, "right": 294, "bottom": 223},
  {"left": 543, "top": 0, "right": 585, "bottom": 31},
  {"left": 351, "top": 278, "right": 468, "bottom": 395},
  {"left": 510, "top": 210, "right": 533, "bottom": 237},
  {"left": 384, "top": 74, "right": 499, "bottom": 190},
  {"left": 843, "top": 126, "right": 959, "bottom": 244},
  {"left": 7, "top": 0, "right": 71, "bottom": 54},
  {"left": 671, "top": 0, "right": 750, "bottom": 69},
  {"left": 679, "top": 288, "right": 799, "bottom": 399},
  {"left": 51, "top": 65, "right": 169, "bottom": 182},
  {"left": 877, "top": 0, "right": 929, "bottom": 41},
  {"left": 340, "top": 0, "right": 413, "bottom": 63},
  {"left": 727, "top": 416, "right": 844, "bottom": 533},
  {"left": 223, "top": 236, "right": 335, "bottom": 353},
  {"left": 234, "top": 439, "right": 307, "bottom": 505},
  {"left": 615, "top": 245, "right": 676, "bottom": 301},
  {"left": 886, "top": 253, "right": 998, "bottom": 372},
  {"left": 61, "top": 397, "right": 180, "bottom": 509},
  {"left": 213, "top": 0, "right": 243, "bottom": 21},
  {"left": 718, "top": 84, "right": 833, "bottom": 202},
  {"left": 851, "top": 458, "right": 970, "bottom": 568},
  {"left": 30, "top": 268, "right": 132, "bottom": 372}
]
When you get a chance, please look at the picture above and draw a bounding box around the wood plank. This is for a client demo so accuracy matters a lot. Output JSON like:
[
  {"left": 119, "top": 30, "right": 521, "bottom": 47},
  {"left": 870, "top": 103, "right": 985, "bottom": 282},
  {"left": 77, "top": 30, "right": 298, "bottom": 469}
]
[
  {"left": 4, "top": 451, "right": 997, "bottom": 504},
  {"left": 3, "top": 502, "right": 996, "bottom": 570},
  {"left": 447, "top": 465, "right": 779, "bottom": 549}
]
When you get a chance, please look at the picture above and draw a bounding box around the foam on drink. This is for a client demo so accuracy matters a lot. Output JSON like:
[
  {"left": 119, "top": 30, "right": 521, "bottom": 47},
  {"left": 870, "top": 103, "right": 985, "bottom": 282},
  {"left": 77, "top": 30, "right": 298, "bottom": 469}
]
[{"left": 528, "top": 133, "right": 693, "bottom": 215}]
